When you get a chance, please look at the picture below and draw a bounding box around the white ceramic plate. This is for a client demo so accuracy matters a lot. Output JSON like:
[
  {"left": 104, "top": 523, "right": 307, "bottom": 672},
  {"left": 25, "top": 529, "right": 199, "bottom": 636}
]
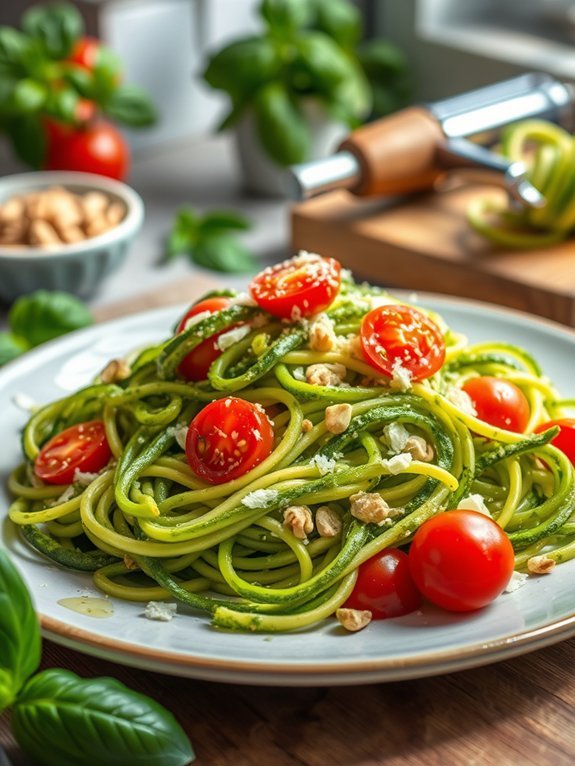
[{"left": 2, "top": 296, "right": 575, "bottom": 687}]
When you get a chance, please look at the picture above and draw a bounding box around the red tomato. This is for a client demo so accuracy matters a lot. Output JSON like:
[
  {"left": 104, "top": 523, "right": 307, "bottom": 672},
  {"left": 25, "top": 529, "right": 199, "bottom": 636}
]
[
  {"left": 409, "top": 510, "right": 515, "bottom": 612},
  {"left": 35, "top": 420, "right": 112, "bottom": 486},
  {"left": 186, "top": 397, "right": 274, "bottom": 484},
  {"left": 249, "top": 253, "right": 341, "bottom": 319},
  {"left": 44, "top": 120, "right": 129, "bottom": 180},
  {"left": 177, "top": 297, "right": 233, "bottom": 382},
  {"left": 535, "top": 418, "right": 575, "bottom": 463},
  {"left": 67, "top": 37, "right": 102, "bottom": 71},
  {"left": 344, "top": 548, "right": 421, "bottom": 619},
  {"left": 360, "top": 304, "right": 445, "bottom": 381},
  {"left": 462, "top": 376, "right": 530, "bottom": 432}
]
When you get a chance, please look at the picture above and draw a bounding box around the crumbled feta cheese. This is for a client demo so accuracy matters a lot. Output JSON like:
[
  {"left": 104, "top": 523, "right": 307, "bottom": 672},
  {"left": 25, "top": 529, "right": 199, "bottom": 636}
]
[
  {"left": 308, "top": 313, "right": 337, "bottom": 352},
  {"left": 381, "top": 453, "right": 413, "bottom": 474},
  {"left": 446, "top": 386, "right": 477, "bottom": 417},
  {"left": 306, "top": 363, "right": 346, "bottom": 387},
  {"left": 457, "top": 494, "right": 491, "bottom": 516},
  {"left": 216, "top": 324, "right": 251, "bottom": 352},
  {"left": 292, "top": 366, "right": 306, "bottom": 382},
  {"left": 228, "top": 292, "right": 257, "bottom": 307},
  {"left": 51, "top": 486, "right": 76, "bottom": 506},
  {"left": 309, "top": 454, "right": 337, "bottom": 475},
  {"left": 174, "top": 425, "right": 188, "bottom": 450},
  {"left": 144, "top": 602, "right": 177, "bottom": 622},
  {"left": 384, "top": 422, "right": 410, "bottom": 454},
  {"left": 183, "top": 310, "right": 211, "bottom": 330},
  {"left": 12, "top": 393, "right": 39, "bottom": 413},
  {"left": 242, "top": 489, "right": 279, "bottom": 509},
  {"left": 504, "top": 571, "right": 528, "bottom": 593},
  {"left": 73, "top": 469, "right": 100, "bottom": 487},
  {"left": 390, "top": 358, "right": 413, "bottom": 392}
]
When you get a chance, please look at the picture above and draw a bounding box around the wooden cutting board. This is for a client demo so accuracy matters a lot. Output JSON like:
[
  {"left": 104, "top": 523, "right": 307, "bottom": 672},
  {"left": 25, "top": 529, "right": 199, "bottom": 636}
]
[{"left": 291, "top": 183, "right": 575, "bottom": 325}]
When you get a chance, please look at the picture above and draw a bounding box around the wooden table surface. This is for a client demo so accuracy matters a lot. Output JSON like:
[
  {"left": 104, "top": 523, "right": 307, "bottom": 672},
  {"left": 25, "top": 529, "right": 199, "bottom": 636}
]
[{"left": 2, "top": 278, "right": 575, "bottom": 766}]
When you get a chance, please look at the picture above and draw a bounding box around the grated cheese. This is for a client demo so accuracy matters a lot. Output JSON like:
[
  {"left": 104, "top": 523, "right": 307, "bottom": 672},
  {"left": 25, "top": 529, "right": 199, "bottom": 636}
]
[
  {"left": 504, "top": 571, "right": 528, "bottom": 593},
  {"left": 309, "top": 454, "right": 337, "bottom": 475},
  {"left": 144, "top": 602, "right": 177, "bottom": 622},
  {"left": 216, "top": 324, "right": 251, "bottom": 351},
  {"left": 390, "top": 358, "right": 413, "bottom": 392},
  {"left": 242, "top": 489, "right": 279, "bottom": 509}
]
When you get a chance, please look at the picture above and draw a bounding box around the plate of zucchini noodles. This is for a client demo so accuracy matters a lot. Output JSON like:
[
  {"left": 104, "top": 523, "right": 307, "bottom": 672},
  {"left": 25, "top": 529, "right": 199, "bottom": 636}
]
[{"left": 2, "top": 253, "right": 575, "bottom": 686}]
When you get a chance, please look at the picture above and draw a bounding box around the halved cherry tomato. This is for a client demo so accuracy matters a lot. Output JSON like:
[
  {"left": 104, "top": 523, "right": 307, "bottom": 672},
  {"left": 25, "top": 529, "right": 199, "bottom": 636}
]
[
  {"left": 35, "top": 420, "right": 112, "bottom": 485},
  {"left": 249, "top": 253, "right": 341, "bottom": 319},
  {"left": 186, "top": 397, "right": 274, "bottom": 484},
  {"left": 408, "top": 510, "right": 515, "bottom": 612},
  {"left": 535, "top": 418, "right": 575, "bottom": 463},
  {"left": 462, "top": 376, "right": 530, "bottom": 432},
  {"left": 176, "top": 297, "right": 233, "bottom": 382},
  {"left": 344, "top": 548, "right": 421, "bottom": 619},
  {"left": 360, "top": 304, "right": 445, "bottom": 381},
  {"left": 67, "top": 37, "right": 102, "bottom": 71}
]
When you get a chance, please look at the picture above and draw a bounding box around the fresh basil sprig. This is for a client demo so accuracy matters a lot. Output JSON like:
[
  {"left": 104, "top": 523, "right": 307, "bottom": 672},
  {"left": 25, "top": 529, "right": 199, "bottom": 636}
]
[
  {"left": 164, "top": 207, "right": 256, "bottom": 274},
  {"left": 0, "top": 548, "right": 194, "bottom": 765}
]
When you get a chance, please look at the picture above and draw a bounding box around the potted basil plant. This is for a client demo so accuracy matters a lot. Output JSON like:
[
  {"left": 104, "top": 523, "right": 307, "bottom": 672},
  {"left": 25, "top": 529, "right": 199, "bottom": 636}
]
[{"left": 203, "top": 0, "right": 410, "bottom": 196}]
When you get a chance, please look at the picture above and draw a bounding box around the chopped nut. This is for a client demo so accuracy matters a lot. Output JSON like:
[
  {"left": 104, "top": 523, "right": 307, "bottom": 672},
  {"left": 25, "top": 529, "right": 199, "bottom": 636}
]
[
  {"left": 315, "top": 506, "right": 342, "bottom": 537},
  {"left": 107, "top": 201, "right": 126, "bottom": 225},
  {"left": 57, "top": 225, "right": 85, "bottom": 244},
  {"left": 29, "top": 219, "right": 62, "bottom": 246},
  {"left": 527, "top": 555, "right": 556, "bottom": 574},
  {"left": 0, "top": 197, "right": 24, "bottom": 222},
  {"left": 306, "top": 363, "right": 346, "bottom": 387},
  {"left": 100, "top": 358, "right": 131, "bottom": 383},
  {"left": 85, "top": 216, "right": 111, "bottom": 238},
  {"left": 404, "top": 435, "right": 434, "bottom": 462},
  {"left": 82, "top": 191, "right": 109, "bottom": 217},
  {"left": 325, "top": 403, "right": 352, "bottom": 434},
  {"left": 336, "top": 608, "right": 372, "bottom": 632},
  {"left": 308, "top": 313, "right": 337, "bottom": 352},
  {"left": 302, "top": 418, "right": 313, "bottom": 433},
  {"left": 350, "top": 492, "right": 393, "bottom": 525},
  {"left": 283, "top": 505, "right": 314, "bottom": 540},
  {"left": 123, "top": 555, "right": 139, "bottom": 570}
]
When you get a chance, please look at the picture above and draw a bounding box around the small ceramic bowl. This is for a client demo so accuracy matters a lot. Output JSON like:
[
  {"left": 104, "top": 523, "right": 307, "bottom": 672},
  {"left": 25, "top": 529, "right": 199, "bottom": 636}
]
[{"left": 0, "top": 171, "right": 144, "bottom": 303}]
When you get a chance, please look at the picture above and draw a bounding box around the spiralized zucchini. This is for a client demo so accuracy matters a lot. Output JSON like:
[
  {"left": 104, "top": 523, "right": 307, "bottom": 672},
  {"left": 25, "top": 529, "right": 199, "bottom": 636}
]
[
  {"left": 467, "top": 120, "right": 575, "bottom": 248},
  {"left": 7, "top": 273, "right": 575, "bottom": 633}
]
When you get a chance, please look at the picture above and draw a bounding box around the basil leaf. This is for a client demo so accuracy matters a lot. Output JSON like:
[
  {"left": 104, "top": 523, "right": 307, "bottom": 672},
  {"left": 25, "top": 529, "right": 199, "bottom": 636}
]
[
  {"left": 314, "top": 0, "right": 362, "bottom": 50},
  {"left": 13, "top": 669, "right": 194, "bottom": 766},
  {"left": 22, "top": 3, "right": 83, "bottom": 60},
  {"left": 199, "top": 210, "right": 250, "bottom": 237},
  {"left": 50, "top": 85, "right": 79, "bottom": 123},
  {"left": 293, "top": 32, "right": 356, "bottom": 94},
  {"left": 327, "top": 54, "right": 372, "bottom": 122},
  {"left": 91, "top": 47, "right": 122, "bottom": 102},
  {"left": 357, "top": 40, "right": 412, "bottom": 117},
  {"left": 0, "top": 333, "right": 29, "bottom": 366},
  {"left": 104, "top": 84, "right": 157, "bottom": 127},
  {"left": 4, "top": 114, "right": 45, "bottom": 168},
  {"left": 260, "top": 0, "right": 313, "bottom": 33},
  {"left": 193, "top": 234, "right": 256, "bottom": 274},
  {"left": 13, "top": 78, "right": 47, "bottom": 113},
  {"left": 204, "top": 37, "right": 280, "bottom": 102},
  {"left": 254, "top": 83, "right": 310, "bottom": 166},
  {"left": 0, "top": 27, "right": 29, "bottom": 67},
  {"left": 0, "top": 547, "right": 41, "bottom": 712},
  {"left": 9, "top": 291, "right": 93, "bottom": 348}
]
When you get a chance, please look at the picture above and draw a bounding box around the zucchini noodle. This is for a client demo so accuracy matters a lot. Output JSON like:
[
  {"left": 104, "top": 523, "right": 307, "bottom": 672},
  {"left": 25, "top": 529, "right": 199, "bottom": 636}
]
[
  {"left": 7, "top": 271, "right": 575, "bottom": 633},
  {"left": 467, "top": 120, "right": 575, "bottom": 248}
]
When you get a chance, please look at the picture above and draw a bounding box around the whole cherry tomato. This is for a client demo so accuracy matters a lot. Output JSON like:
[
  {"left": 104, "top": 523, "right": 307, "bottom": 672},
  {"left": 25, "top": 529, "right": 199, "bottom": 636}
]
[
  {"left": 35, "top": 421, "right": 112, "bottom": 485},
  {"left": 67, "top": 37, "right": 102, "bottom": 71},
  {"left": 249, "top": 253, "right": 341, "bottom": 320},
  {"left": 409, "top": 510, "right": 515, "bottom": 612},
  {"left": 176, "top": 297, "right": 234, "bottom": 382},
  {"left": 535, "top": 418, "right": 575, "bottom": 463},
  {"left": 344, "top": 548, "right": 421, "bottom": 619},
  {"left": 44, "top": 120, "right": 129, "bottom": 180},
  {"left": 360, "top": 304, "right": 445, "bottom": 381},
  {"left": 462, "top": 376, "right": 530, "bottom": 432},
  {"left": 186, "top": 397, "right": 274, "bottom": 484}
]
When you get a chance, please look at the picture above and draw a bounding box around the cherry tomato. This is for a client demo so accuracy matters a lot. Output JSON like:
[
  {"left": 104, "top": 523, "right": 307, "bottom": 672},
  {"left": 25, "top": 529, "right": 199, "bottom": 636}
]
[
  {"left": 67, "top": 37, "right": 103, "bottom": 71},
  {"left": 35, "top": 420, "right": 112, "bottom": 485},
  {"left": 408, "top": 510, "right": 515, "bottom": 612},
  {"left": 176, "top": 297, "right": 233, "bottom": 382},
  {"left": 44, "top": 120, "right": 129, "bottom": 180},
  {"left": 344, "top": 548, "right": 421, "bottom": 619},
  {"left": 462, "top": 376, "right": 530, "bottom": 432},
  {"left": 249, "top": 253, "right": 341, "bottom": 319},
  {"left": 186, "top": 397, "right": 274, "bottom": 484},
  {"left": 360, "top": 304, "right": 445, "bottom": 381},
  {"left": 535, "top": 418, "right": 575, "bottom": 463}
]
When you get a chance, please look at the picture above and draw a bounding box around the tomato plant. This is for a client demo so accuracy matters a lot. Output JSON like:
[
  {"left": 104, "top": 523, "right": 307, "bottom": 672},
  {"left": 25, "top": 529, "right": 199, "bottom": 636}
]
[
  {"left": 67, "top": 36, "right": 102, "bottom": 71},
  {"left": 35, "top": 420, "right": 111, "bottom": 485},
  {"left": 360, "top": 304, "right": 445, "bottom": 381},
  {"left": 535, "top": 418, "right": 575, "bottom": 463},
  {"left": 462, "top": 376, "right": 530, "bottom": 432},
  {"left": 408, "top": 510, "right": 515, "bottom": 612},
  {"left": 344, "top": 548, "right": 421, "bottom": 619},
  {"left": 44, "top": 119, "right": 129, "bottom": 180},
  {"left": 249, "top": 254, "right": 341, "bottom": 319},
  {"left": 186, "top": 397, "right": 274, "bottom": 484},
  {"left": 176, "top": 297, "right": 233, "bottom": 382}
]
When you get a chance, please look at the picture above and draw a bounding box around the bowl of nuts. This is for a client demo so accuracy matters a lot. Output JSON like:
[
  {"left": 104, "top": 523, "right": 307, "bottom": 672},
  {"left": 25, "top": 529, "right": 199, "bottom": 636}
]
[{"left": 0, "top": 171, "right": 144, "bottom": 303}]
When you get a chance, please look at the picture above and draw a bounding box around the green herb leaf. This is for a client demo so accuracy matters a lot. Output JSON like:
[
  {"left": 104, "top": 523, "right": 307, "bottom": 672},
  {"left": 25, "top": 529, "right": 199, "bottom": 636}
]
[
  {"left": 254, "top": 82, "right": 310, "bottom": 165},
  {"left": 204, "top": 37, "right": 281, "bottom": 103},
  {"left": 0, "top": 548, "right": 41, "bottom": 712},
  {"left": 313, "top": 0, "right": 362, "bottom": 50},
  {"left": 4, "top": 113, "right": 45, "bottom": 168},
  {"left": 0, "top": 333, "right": 29, "bottom": 366},
  {"left": 194, "top": 234, "right": 256, "bottom": 273},
  {"left": 9, "top": 291, "right": 93, "bottom": 348},
  {"left": 199, "top": 210, "right": 251, "bottom": 237},
  {"left": 12, "top": 78, "right": 47, "bottom": 113},
  {"left": 91, "top": 47, "right": 122, "bottom": 102},
  {"left": 104, "top": 84, "right": 157, "bottom": 127},
  {"left": 12, "top": 669, "right": 194, "bottom": 766},
  {"left": 293, "top": 32, "right": 357, "bottom": 94},
  {"left": 327, "top": 53, "right": 372, "bottom": 123},
  {"left": 260, "top": 0, "right": 313, "bottom": 34},
  {"left": 22, "top": 3, "right": 83, "bottom": 60},
  {"left": 50, "top": 85, "right": 79, "bottom": 123},
  {"left": 0, "top": 27, "right": 29, "bottom": 67},
  {"left": 357, "top": 39, "right": 412, "bottom": 117}
]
